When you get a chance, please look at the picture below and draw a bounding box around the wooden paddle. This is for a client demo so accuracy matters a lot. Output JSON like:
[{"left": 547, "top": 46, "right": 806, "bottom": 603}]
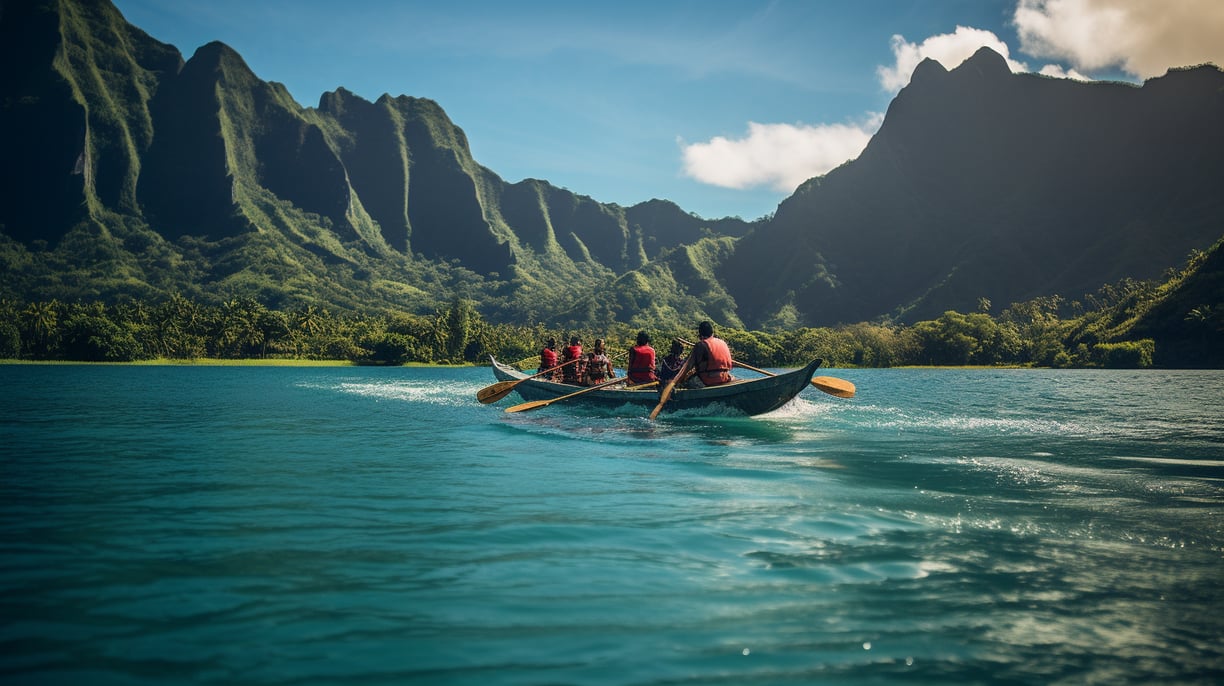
[
  {"left": 809, "top": 376, "right": 856, "bottom": 398},
  {"left": 674, "top": 338, "right": 855, "bottom": 399},
  {"left": 649, "top": 354, "right": 693, "bottom": 420},
  {"left": 731, "top": 358, "right": 856, "bottom": 399},
  {"left": 504, "top": 376, "right": 647, "bottom": 413},
  {"left": 476, "top": 358, "right": 581, "bottom": 404}
]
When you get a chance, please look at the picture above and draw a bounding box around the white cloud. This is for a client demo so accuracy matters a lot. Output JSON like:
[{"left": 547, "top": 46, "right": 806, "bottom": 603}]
[
  {"left": 1014, "top": 0, "right": 1224, "bottom": 79},
  {"left": 877, "top": 26, "right": 1030, "bottom": 92},
  {"left": 681, "top": 117, "right": 883, "bottom": 192},
  {"left": 1037, "top": 64, "right": 1090, "bottom": 80},
  {"left": 679, "top": 25, "right": 1033, "bottom": 193},
  {"left": 682, "top": 0, "right": 1224, "bottom": 195}
]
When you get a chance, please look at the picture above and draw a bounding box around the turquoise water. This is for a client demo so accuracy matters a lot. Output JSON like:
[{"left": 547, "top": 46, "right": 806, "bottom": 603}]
[{"left": 2, "top": 365, "right": 1222, "bottom": 685}]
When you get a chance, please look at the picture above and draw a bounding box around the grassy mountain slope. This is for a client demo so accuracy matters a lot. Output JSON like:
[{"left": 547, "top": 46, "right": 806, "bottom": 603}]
[
  {"left": 1066, "top": 237, "right": 1224, "bottom": 367},
  {"left": 551, "top": 235, "right": 744, "bottom": 329},
  {"left": 1, "top": 1, "right": 1219, "bottom": 341},
  {"left": 0, "top": 0, "right": 752, "bottom": 324}
]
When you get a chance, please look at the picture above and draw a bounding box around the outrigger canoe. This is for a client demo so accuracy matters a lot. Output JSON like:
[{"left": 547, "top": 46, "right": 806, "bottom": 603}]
[{"left": 489, "top": 356, "right": 825, "bottom": 417}]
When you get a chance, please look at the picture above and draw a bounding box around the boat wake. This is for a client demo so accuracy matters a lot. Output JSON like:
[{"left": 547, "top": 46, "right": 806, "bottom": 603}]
[{"left": 301, "top": 378, "right": 485, "bottom": 407}]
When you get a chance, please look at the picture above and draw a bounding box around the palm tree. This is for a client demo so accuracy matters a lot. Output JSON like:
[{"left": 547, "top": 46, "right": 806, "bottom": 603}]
[
  {"left": 294, "top": 305, "right": 326, "bottom": 337},
  {"left": 218, "top": 298, "right": 267, "bottom": 357},
  {"left": 22, "top": 300, "right": 60, "bottom": 357}
]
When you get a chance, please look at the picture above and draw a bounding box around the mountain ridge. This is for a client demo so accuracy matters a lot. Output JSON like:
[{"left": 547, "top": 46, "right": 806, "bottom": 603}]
[
  {"left": 1, "top": 0, "right": 1220, "bottom": 338},
  {"left": 721, "top": 48, "right": 1224, "bottom": 327}
]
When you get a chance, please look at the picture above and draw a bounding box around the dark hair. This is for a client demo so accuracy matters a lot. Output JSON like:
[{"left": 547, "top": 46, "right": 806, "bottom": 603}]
[
  {"left": 670, "top": 340, "right": 683, "bottom": 354},
  {"left": 546, "top": 337, "right": 556, "bottom": 347},
  {"left": 569, "top": 335, "right": 580, "bottom": 345},
  {"left": 698, "top": 321, "right": 714, "bottom": 337},
  {"left": 636, "top": 331, "right": 650, "bottom": 346}
]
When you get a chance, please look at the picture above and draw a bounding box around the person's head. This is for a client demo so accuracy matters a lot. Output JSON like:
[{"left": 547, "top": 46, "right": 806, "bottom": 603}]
[
  {"left": 593, "top": 338, "right": 605, "bottom": 353},
  {"left": 698, "top": 321, "right": 714, "bottom": 338},
  {"left": 546, "top": 336, "right": 556, "bottom": 348},
  {"left": 569, "top": 335, "right": 580, "bottom": 346},
  {"left": 670, "top": 340, "right": 683, "bottom": 355},
  {"left": 636, "top": 331, "right": 650, "bottom": 346}
]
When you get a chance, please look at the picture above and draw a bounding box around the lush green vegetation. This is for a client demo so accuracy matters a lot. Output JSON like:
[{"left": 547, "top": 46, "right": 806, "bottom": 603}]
[
  {"left": 8, "top": 0, "right": 1220, "bottom": 365},
  {"left": 4, "top": 256, "right": 1218, "bottom": 368}
]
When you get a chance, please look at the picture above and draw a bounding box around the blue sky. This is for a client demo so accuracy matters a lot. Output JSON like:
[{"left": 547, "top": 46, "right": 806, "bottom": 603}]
[{"left": 111, "top": 0, "right": 1223, "bottom": 221}]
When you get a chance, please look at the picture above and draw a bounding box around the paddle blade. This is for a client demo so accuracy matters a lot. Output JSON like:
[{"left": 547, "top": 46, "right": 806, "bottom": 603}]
[
  {"left": 649, "top": 358, "right": 691, "bottom": 420},
  {"left": 476, "top": 380, "right": 518, "bottom": 404},
  {"left": 647, "top": 398, "right": 667, "bottom": 420},
  {"left": 811, "top": 376, "right": 855, "bottom": 398},
  {"left": 504, "top": 399, "right": 552, "bottom": 413}
]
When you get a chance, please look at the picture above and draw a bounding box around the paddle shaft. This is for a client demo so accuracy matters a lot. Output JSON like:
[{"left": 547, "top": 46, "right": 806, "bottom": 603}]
[
  {"left": 649, "top": 355, "right": 692, "bottom": 420},
  {"left": 735, "top": 358, "right": 855, "bottom": 399},
  {"left": 504, "top": 375, "right": 646, "bottom": 413},
  {"left": 730, "top": 359, "right": 773, "bottom": 377},
  {"left": 476, "top": 357, "right": 582, "bottom": 403},
  {"left": 678, "top": 338, "right": 854, "bottom": 398}
]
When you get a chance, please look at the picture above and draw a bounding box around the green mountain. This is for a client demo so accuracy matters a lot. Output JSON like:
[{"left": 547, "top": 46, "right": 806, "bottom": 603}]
[
  {"left": 0, "top": 0, "right": 754, "bottom": 321},
  {"left": 723, "top": 48, "right": 1224, "bottom": 328},
  {"left": 1, "top": 1, "right": 1221, "bottom": 338}
]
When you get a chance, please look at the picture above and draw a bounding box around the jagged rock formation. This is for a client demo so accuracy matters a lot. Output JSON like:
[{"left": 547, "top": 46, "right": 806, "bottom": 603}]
[{"left": 1, "top": 2, "right": 1220, "bottom": 333}]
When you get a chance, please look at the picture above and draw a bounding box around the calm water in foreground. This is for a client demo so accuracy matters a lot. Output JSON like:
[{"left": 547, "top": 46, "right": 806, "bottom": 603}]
[{"left": 1, "top": 364, "right": 1222, "bottom": 685}]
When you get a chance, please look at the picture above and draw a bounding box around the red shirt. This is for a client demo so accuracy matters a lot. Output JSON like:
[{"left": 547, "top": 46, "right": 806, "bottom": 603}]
[
  {"left": 539, "top": 346, "right": 558, "bottom": 370},
  {"left": 628, "top": 344, "right": 657, "bottom": 383}
]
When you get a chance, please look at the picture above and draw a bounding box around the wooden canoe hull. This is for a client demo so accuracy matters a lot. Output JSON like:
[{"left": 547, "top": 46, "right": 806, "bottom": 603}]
[{"left": 490, "top": 356, "right": 823, "bottom": 417}]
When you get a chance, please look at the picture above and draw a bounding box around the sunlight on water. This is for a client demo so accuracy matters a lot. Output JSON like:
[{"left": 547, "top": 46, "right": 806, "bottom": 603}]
[
  {"left": 841, "top": 401, "right": 1095, "bottom": 437},
  {"left": 1, "top": 365, "right": 1220, "bottom": 685}
]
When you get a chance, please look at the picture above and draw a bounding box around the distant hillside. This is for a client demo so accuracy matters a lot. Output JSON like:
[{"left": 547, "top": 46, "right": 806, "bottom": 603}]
[
  {"left": 1, "top": 1, "right": 1221, "bottom": 341},
  {"left": 722, "top": 48, "right": 1224, "bottom": 328},
  {"left": 1066, "top": 236, "right": 1224, "bottom": 367},
  {"left": 0, "top": 0, "right": 754, "bottom": 321}
]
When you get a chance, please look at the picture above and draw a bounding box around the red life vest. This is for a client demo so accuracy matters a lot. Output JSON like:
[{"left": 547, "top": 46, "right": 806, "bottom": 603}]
[
  {"left": 628, "top": 345, "right": 657, "bottom": 383},
  {"left": 539, "top": 346, "right": 558, "bottom": 371},
  {"left": 696, "top": 336, "right": 733, "bottom": 385},
  {"left": 561, "top": 344, "right": 583, "bottom": 382},
  {"left": 586, "top": 352, "right": 611, "bottom": 382}
]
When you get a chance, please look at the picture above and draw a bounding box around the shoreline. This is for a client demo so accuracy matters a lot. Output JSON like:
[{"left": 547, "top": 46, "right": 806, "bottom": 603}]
[
  {"left": 1, "top": 359, "right": 1203, "bottom": 370},
  {"left": 1, "top": 360, "right": 372, "bottom": 369}
]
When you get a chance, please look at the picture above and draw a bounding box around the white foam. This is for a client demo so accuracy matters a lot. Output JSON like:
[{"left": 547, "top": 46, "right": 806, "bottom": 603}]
[{"left": 306, "top": 379, "right": 480, "bottom": 407}]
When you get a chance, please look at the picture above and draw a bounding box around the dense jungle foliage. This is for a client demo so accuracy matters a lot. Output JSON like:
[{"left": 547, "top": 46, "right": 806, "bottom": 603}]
[{"left": 3, "top": 245, "right": 1219, "bottom": 369}]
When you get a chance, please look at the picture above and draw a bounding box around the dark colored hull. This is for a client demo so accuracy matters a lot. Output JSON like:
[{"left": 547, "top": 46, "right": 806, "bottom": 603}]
[{"left": 490, "top": 357, "right": 823, "bottom": 417}]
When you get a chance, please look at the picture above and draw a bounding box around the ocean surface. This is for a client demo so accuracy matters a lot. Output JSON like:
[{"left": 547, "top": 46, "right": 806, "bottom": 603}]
[{"left": 1, "top": 364, "right": 1222, "bottom": 685}]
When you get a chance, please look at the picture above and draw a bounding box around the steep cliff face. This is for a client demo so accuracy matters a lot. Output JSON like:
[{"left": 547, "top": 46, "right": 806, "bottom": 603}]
[
  {"left": 140, "top": 42, "right": 360, "bottom": 243},
  {"left": 388, "top": 94, "right": 514, "bottom": 274},
  {"left": 3, "top": 1, "right": 1218, "bottom": 331},
  {"left": 723, "top": 48, "right": 1224, "bottom": 327},
  {"left": 1, "top": 0, "right": 755, "bottom": 321},
  {"left": 319, "top": 88, "right": 410, "bottom": 251},
  {"left": 0, "top": 0, "right": 181, "bottom": 242},
  {"left": 139, "top": 42, "right": 246, "bottom": 240}
]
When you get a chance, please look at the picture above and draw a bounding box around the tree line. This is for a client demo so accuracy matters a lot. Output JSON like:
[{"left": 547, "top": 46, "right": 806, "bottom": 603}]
[{"left": 0, "top": 289, "right": 1171, "bottom": 369}]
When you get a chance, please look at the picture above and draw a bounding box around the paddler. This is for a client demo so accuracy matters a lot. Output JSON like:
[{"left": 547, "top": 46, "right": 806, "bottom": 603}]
[
  {"left": 627, "top": 331, "right": 658, "bottom": 384},
  {"left": 685, "top": 321, "right": 733, "bottom": 387}
]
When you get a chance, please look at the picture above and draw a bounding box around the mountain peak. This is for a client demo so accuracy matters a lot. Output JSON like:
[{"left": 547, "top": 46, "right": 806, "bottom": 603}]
[
  {"left": 909, "top": 57, "right": 949, "bottom": 86},
  {"left": 317, "top": 86, "right": 361, "bottom": 114},
  {"left": 191, "top": 40, "right": 239, "bottom": 61},
  {"left": 954, "top": 46, "right": 1012, "bottom": 78},
  {"left": 181, "top": 40, "right": 259, "bottom": 85},
  {"left": 908, "top": 47, "right": 1011, "bottom": 89}
]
